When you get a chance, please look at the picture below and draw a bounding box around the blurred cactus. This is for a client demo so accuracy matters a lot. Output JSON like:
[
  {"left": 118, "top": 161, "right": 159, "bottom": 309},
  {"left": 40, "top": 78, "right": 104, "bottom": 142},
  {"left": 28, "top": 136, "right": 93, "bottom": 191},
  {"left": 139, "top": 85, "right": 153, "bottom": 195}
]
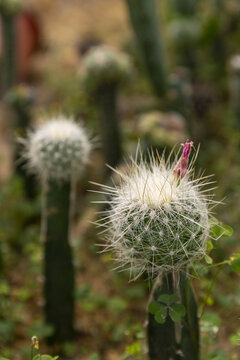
[
  {"left": 229, "top": 54, "right": 240, "bottom": 129},
  {"left": 170, "top": 0, "right": 198, "bottom": 15},
  {"left": 168, "top": 18, "right": 201, "bottom": 70},
  {"left": 24, "top": 116, "right": 91, "bottom": 343},
  {"left": 125, "top": 0, "right": 167, "bottom": 97},
  {"left": 137, "top": 110, "right": 187, "bottom": 151},
  {"left": 0, "top": 0, "right": 21, "bottom": 93},
  {"left": 169, "top": 68, "right": 194, "bottom": 135},
  {"left": 6, "top": 85, "right": 36, "bottom": 197},
  {"left": 81, "top": 45, "right": 132, "bottom": 170}
]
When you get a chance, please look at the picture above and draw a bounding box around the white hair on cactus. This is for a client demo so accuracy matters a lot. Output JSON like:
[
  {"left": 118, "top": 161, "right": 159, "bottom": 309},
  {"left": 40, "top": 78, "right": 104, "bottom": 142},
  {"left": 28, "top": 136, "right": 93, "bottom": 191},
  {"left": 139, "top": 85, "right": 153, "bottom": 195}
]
[
  {"left": 81, "top": 45, "right": 132, "bottom": 92},
  {"left": 93, "top": 142, "right": 218, "bottom": 279},
  {"left": 25, "top": 115, "right": 91, "bottom": 181}
]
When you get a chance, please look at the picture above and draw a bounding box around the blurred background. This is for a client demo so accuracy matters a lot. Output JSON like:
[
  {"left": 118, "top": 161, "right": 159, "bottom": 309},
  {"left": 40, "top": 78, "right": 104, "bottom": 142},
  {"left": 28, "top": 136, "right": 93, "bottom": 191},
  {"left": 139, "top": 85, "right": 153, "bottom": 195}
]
[{"left": 0, "top": 0, "right": 240, "bottom": 359}]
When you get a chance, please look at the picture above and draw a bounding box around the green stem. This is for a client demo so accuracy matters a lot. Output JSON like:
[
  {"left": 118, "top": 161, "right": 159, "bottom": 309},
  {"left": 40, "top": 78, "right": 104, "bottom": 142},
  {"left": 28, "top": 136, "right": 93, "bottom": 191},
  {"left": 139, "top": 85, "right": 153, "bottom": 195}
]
[
  {"left": 44, "top": 179, "right": 75, "bottom": 343},
  {"left": 94, "top": 83, "right": 122, "bottom": 170},
  {"left": 125, "top": 0, "right": 167, "bottom": 97},
  {"left": 147, "top": 273, "right": 178, "bottom": 360},
  {"left": 199, "top": 267, "right": 221, "bottom": 319},
  {"left": 1, "top": 14, "right": 16, "bottom": 93}
]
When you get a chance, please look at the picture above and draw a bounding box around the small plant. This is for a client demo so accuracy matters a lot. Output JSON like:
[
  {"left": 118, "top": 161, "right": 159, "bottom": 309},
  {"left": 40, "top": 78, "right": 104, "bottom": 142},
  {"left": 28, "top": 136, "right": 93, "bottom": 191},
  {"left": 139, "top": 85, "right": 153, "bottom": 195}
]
[
  {"left": 94, "top": 140, "right": 231, "bottom": 359},
  {"left": 81, "top": 45, "right": 132, "bottom": 170},
  {"left": 24, "top": 115, "right": 91, "bottom": 343}
]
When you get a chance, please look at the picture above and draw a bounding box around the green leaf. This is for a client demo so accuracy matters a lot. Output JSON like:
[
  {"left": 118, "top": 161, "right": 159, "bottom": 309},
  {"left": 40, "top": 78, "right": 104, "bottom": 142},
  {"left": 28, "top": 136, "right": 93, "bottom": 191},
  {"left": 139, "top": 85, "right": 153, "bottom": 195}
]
[
  {"left": 206, "top": 239, "right": 213, "bottom": 252},
  {"left": 210, "top": 218, "right": 233, "bottom": 239},
  {"left": 204, "top": 255, "right": 213, "bottom": 264},
  {"left": 154, "top": 305, "right": 167, "bottom": 324},
  {"left": 148, "top": 300, "right": 161, "bottom": 315},
  {"left": 158, "top": 294, "right": 179, "bottom": 305},
  {"left": 33, "top": 356, "right": 58, "bottom": 360},
  {"left": 231, "top": 256, "right": 240, "bottom": 272},
  {"left": 169, "top": 304, "right": 185, "bottom": 323}
]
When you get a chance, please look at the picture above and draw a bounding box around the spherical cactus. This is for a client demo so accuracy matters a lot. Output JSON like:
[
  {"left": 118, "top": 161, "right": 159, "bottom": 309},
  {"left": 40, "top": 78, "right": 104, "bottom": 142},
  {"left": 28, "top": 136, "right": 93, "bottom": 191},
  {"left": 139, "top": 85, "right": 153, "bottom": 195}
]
[
  {"left": 81, "top": 45, "right": 132, "bottom": 93},
  {"left": 26, "top": 115, "right": 91, "bottom": 181},
  {"left": 97, "top": 140, "right": 212, "bottom": 278}
]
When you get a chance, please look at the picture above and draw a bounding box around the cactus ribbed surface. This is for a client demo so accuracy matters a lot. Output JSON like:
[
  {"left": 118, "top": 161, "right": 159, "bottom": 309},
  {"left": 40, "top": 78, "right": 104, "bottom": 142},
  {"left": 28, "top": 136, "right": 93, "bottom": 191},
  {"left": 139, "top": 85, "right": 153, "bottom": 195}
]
[
  {"left": 44, "top": 179, "right": 75, "bottom": 343},
  {"left": 94, "top": 83, "right": 121, "bottom": 169},
  {"left": 147, "top": 274, "right": 177, "bottom": 360},
  {"left": 180, "top": 273, "right": 199, "bottom": 360},
  {"left": 125, "top": 0, "right": 167, "bottom": 97},
  {"left": 147, "top": 274, "right": 199, "bottom": 360}
]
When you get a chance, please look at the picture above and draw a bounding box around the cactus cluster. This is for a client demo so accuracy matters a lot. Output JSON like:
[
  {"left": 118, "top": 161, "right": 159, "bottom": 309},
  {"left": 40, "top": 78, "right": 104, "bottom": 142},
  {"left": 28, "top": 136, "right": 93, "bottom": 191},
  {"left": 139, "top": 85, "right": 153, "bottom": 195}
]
[
  {"left": 81, "top": 45, "right": 132, "bottom": 93},
  {"left": 96, "top": 141, "right": 213, "bottom": 278},
  {"left": 26, "top": 116, "right": 91, "bottom": 181}
]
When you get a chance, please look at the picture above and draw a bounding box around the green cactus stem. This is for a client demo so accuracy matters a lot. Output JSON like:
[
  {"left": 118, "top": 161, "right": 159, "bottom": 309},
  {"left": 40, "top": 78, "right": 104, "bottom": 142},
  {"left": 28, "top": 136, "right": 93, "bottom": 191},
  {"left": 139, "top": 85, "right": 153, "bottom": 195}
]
[
  {"left": 7, "top": 86, "right": 36, "bottom": 197},
  {"left": 94, "top": 83, "right": 121, "bottom": 170},
  {"left": 44, "top": 179, "right": 75, "bottom": 343},
  {"left": 125, "top": 0, "right": 167, "bottom": 97},
  {"left": 1, "top": 13, "right": 17, "bottom": 93},
  {"left": 180, "top": 273, "right": 199, "bottom": 360},
  {"left": 147, "top": 274, "right": 177, "bottom": 360},
  {"left": 147, "top": 273, "right": 199, "bottom": 360}
]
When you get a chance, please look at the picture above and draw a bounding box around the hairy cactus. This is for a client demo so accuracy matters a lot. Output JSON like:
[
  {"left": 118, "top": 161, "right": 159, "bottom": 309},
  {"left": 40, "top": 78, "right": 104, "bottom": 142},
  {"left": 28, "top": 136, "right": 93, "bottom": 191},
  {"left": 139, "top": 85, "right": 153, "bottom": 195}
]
[
  {"left": 81, "top": 45, "right": 131, "bottom": 170},
  {"left": 0, "top": 0, "right": 21, "bottom": 93},
  {"left": 94, "top": 140, "right": 217, "bottom": 359},
  {"left": 125, "top": 0, "right": 167, "bottom": 97},
  {"left": 24, "top": 116, "right": 91, "bottom": 343}
]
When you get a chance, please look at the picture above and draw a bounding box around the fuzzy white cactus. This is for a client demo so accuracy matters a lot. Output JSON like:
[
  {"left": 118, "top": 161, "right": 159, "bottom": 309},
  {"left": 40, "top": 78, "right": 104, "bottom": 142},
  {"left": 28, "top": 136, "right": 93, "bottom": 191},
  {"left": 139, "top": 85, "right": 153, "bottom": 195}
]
[
  {"left": 25, "top": 115, "right": 91, "bottom": 181},
  {"left": 95, "top": 141, "right": 216, "bottom": 278},
  {"left": 81, "top": 45, "right": 132, "bottom": 92}
]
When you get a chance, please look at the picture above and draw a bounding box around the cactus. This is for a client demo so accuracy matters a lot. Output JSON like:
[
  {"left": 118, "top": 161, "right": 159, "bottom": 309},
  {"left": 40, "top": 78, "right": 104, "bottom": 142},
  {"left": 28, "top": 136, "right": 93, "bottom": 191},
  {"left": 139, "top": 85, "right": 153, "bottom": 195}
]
[
  {"left": 125, "top": 0, "right": 167, "bottom": 97},
  {"left": 229, "top": 55, "right": 240, "bottom": 130},
  {"left": 0, "top": 0, "right": 21, "bottom": 93},
  {"left": 170, "top": 0, "right": 197, "bottom": 16},
  {"left": 168, "top": 18, "right": 200, "bottom": 71},
  {"left": 24, "top": 116, "right": 91, "bottom": 343},
  {"left": 94, "top": 140, "right": 219, "bottom": 359},
  {"left": 7, "top": 85, "right": 36, "bottom": 197},
  {"left": 81, "top": 45, "right": 132, "bottom": 170},
  {"left": 126, "top": 0, "right": 167, "bottom": 97}
]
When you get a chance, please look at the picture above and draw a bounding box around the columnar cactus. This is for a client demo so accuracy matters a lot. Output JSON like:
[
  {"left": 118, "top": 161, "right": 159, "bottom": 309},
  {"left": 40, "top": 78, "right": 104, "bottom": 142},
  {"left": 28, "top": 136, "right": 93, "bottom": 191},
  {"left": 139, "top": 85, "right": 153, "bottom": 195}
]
[
  {"left": 229, "top": 55, "right": 240, "bottom": 130},
  {"left": 81, "top": 45, "right": 131, "bottom": 170},
  {"left": 7, "top": 85, "right": 35, "bottom": 197},
  {"left": 125, "top": 0, "right": 167, "bottom": 97},
  {"left": 24, "top": 115, "right": 91, "bottom": 343},
  {"left": 0, "top": 0, "right": 21, "bottom": 92},
  {"left": 95, "top": 140, "right": 216, "bottom": 359}
]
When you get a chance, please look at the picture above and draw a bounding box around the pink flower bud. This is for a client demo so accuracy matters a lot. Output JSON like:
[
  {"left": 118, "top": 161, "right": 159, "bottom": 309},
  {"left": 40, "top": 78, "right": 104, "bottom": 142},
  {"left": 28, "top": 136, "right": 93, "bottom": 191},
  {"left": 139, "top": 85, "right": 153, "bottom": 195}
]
[{"left": 173, "top": 139, "right": 194, "bottom": 179}]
